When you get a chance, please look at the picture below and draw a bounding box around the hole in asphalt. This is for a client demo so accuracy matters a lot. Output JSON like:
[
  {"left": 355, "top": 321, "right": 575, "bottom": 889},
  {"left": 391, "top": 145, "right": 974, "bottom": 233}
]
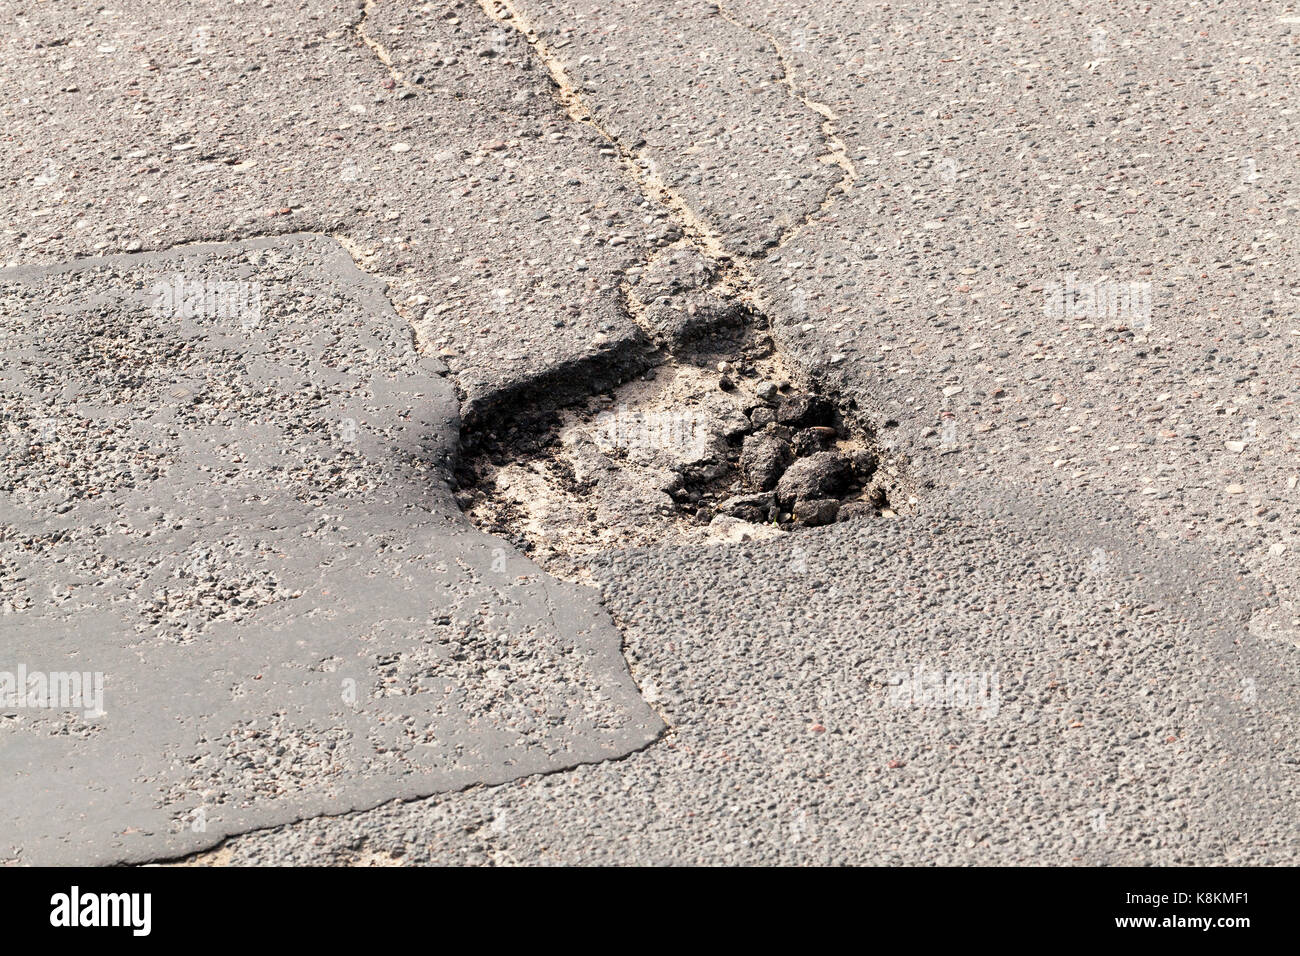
[{"left": 452, "top": 279, "right": 902, "bottom": 574}]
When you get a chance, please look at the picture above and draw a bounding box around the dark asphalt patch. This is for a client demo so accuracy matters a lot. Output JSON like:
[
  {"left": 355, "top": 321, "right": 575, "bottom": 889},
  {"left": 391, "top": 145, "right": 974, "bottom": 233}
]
[{"left": 0, "top": 234, "right": 662, "bottom": 865}]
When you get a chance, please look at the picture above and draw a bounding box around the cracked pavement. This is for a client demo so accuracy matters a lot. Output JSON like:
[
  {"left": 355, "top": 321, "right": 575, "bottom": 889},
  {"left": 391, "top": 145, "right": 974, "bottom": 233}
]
[{"left": 2, "top": 0, "right": 1299, "bottom": 865}]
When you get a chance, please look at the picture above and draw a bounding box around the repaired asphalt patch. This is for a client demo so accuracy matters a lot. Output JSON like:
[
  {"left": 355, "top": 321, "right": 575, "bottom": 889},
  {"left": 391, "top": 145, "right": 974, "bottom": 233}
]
[{"left": 0, "top": 233, "right": 662, "bottom": 865}]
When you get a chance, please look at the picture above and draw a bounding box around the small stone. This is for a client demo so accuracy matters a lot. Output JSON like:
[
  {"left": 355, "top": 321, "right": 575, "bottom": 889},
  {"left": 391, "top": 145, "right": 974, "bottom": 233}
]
[
  {"left": 720, "top": 409, "right": 751, "bottom": 439},
  {"left": 719, "top": 492, "right": 776, "bottom": 522},
  {"left": 1225, "top": 484, "right": 1246, "bottom": 495},
  {"left": 791, "top": 427, "right": 834, "bottom": 457},
  {"left": 848, "top": 448, "right": 878, "bottom": 481},
  {"left": 865, "top": 481, "right": 889, "bottom": 508},
  {"left": 775, "top": 452, "right": 851, "bottom": 506},
  {"left": 756, "top": 381, "right": 779, "bottom": 402},
  {"left": 775, "top": 392, "right": 835, "bottom": 429},
  {"left": 740, "top": 433, "right": 792, "bottom": 491},
  {"left": 794, "top": 497, "right": 839, "bottom": 526},
  {"left": 836, "top": 500, "right": 876, "bottom": 522},
  {"left": 658, "top": 471, "right": 684, "bottom": 495},
  {"left": 750, "top": 405, "right": 776, "bottom": 429},
  {"left": 684, "top": 457, "right": 729, "bottom": 483}
]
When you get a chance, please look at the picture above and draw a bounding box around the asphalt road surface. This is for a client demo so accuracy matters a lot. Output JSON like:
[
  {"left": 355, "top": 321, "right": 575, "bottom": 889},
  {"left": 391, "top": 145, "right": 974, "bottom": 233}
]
[{"left": 2, "top": 0, "right": 1298, "bottom": 865}]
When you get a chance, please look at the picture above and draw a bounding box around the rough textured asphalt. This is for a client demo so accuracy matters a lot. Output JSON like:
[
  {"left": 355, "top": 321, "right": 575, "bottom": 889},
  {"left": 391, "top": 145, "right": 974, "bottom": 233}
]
[
  {"left": 3, "top": 0, "right": 1299, "bottom": 865},
  {"left": 188, "top": 487, "right": 1298, "bottom": 865}
]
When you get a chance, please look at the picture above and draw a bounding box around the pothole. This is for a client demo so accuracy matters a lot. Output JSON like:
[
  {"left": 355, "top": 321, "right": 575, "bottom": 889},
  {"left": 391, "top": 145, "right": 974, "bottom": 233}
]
[{"left": 452, "top": 246, "right": 903, "bottom": 576}]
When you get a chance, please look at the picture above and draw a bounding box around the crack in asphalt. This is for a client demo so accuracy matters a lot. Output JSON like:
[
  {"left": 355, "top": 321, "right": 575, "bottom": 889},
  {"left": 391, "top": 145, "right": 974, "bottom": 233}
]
[
  {"left": 474, "top": 0, "right": 857, "bottom": 302},
  {"left": 464, "top": 0, "right": 880, "bottom": 415},
  {"left": 350, "top": 0, "right": 419, "bottom": 92},
  {"left": 474, "top": 0, "right": 759, "bottom": 303},
  {"left": 713, "top": 3, "right": 858, "bottom": 248},
  {"left": 169, "top": 715, "right": 669, "bottom": 867}
]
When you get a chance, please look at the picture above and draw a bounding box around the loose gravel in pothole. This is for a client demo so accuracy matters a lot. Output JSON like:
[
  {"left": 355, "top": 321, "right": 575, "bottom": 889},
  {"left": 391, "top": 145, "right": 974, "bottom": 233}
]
[{"left": 454, "top": 319, "right": 906, "bottom": 575}]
